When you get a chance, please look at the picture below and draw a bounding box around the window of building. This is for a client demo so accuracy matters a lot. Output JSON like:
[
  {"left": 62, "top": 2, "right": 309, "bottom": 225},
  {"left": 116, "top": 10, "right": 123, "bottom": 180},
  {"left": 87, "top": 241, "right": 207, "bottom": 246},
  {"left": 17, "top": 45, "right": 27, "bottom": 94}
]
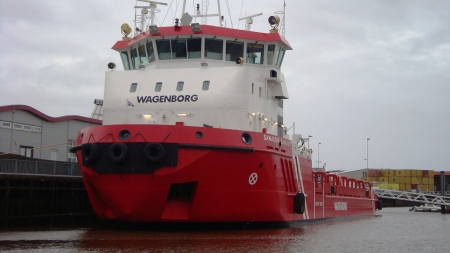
[
  {"left": 138, "top": 44, "right": 148, "bottom": 65},
  {"left": 205, "top": 38, "right": 223, "bottom": 60},
  {"left": 50, "top": 149, "right": 58, "bottom": 161},
  {"left": 146, "top": 40, "right": 156, "bottom": 63},
  {"left": 246, "top": 43, "right": 264, "bottom": 64},
  {"left": 278, "top": 99, "right": 284, "bottom": 108},
  {"left": 13, "top": 123, "right": 22, "bottom": 130},
  {"left": 176, "top": 81, "right": 184, "bottom": 91},
  {"left": 23, "top": 125, "right": 32, "bottom": 131},
  {"left": 202, "top": 81, "right": 210, "bottom": 90},
  {"left": 130, "top": 47, "right": 139, "bottom": 69},
  {"left": 33, "top": 126, "right": 41, "bottom": 132},
  {"left": 187, "top": 38, "right": 201, "bottom": 59},
  {"left": 226, "top": 40, "right": 244, "bottom": 61},
  {"left": 19, "top": 146, "right": 33, "bottom": 158},
  {"left": 155, "top": 82, "right": 162, "bottom": 92},
  {"left": 121, "top": 51, "right": 130, "bottom": 70},
  {"left": 1, "top": 121, "right": 11, "bottom": 128},
  {"left": 130, "top": 83, "right": 138, "bottom": 92}
]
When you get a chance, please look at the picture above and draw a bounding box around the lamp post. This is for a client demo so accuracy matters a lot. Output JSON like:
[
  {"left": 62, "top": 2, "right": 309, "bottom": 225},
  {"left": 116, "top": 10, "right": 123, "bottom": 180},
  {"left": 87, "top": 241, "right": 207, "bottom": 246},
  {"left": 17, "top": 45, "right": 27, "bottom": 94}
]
[{"left": 366, "top": 138, "right": 370, "bottom": 169}]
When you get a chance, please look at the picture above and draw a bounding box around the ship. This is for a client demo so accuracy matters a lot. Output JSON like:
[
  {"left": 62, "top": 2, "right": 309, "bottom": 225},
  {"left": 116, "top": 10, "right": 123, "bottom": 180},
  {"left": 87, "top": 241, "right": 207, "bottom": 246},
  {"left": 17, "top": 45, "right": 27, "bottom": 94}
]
[{"left": 71, "top": 0, "right": 381, "bottom": 227}]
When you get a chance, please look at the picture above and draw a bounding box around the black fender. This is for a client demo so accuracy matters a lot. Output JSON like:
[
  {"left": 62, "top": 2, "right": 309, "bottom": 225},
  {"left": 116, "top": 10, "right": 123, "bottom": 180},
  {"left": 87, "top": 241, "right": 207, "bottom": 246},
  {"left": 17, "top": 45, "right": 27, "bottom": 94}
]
[
  {"left": 143, "top": 142, "right": 165, "bottom": 163},
  {"left": 294, "top": 192, "right": 306, "bottom": 214},
  {"left": 108, "top": 143, "right": 130, "bottom": 163},
  {"left": 82, "top": 143, "right": 99, "bottom": 164}
]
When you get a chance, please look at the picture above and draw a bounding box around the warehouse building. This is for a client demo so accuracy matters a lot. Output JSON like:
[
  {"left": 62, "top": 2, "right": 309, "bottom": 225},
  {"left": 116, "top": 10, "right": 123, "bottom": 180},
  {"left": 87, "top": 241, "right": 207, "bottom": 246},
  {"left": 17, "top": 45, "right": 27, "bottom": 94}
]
[{"left": 0, "top": 105, "right": 101, "bottom": 162}]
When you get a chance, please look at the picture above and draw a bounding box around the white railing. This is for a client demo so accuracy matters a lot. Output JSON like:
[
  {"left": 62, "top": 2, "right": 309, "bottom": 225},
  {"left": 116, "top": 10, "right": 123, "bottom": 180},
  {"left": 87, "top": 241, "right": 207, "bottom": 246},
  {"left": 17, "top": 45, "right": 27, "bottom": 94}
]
[{"left": 374, "top": 189, "right": 450, "bottom": 206}]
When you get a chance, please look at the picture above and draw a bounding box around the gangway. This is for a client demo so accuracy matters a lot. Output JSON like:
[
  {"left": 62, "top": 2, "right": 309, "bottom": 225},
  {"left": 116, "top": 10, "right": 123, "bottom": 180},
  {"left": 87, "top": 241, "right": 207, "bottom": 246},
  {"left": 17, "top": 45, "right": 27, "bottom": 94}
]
[{"left": 374, "top": 189, "right": 450, "bottom": 206}]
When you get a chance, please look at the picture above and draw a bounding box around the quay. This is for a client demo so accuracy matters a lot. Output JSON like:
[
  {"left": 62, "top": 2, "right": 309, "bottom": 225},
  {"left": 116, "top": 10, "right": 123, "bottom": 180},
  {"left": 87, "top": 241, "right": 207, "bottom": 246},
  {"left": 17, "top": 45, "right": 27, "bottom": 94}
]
[{"left": 0, "top": 156, "right": 97, "bottom": 228}]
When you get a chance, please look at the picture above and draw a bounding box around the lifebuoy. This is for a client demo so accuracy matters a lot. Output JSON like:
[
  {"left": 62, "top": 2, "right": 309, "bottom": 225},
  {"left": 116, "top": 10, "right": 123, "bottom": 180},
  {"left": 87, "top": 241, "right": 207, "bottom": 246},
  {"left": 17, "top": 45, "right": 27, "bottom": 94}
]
[
  {"left": 294, "top": 192, "right": 306, "bottom": 214},
  {"left": 377, "top": 199, "right": 383, "bottom": 210},
  {"left": 143, "top": 142, "right": 165, "bottom": 163},
  {"left": 108, "top": 143, "right": 129, "bottom": 163},
  {"left": 82, "top": 143, "right": 99, "bottom": 164}
]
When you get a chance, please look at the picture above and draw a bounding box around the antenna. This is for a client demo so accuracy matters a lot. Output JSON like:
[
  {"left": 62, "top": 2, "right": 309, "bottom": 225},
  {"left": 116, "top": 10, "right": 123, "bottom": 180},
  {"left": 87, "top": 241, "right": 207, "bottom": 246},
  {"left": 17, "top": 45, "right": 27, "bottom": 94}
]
[
  {"left": 274, "top": 0, "right": 286, "bottom": 36},
  {"left": 238, "top": 13, "right": 262, "bottom": 31},
  {"left": 134, "top": 0, "right": 168, "bottom": 36},
  {"left": 182, "top": 0, "right": 223, "bottom": 26}
]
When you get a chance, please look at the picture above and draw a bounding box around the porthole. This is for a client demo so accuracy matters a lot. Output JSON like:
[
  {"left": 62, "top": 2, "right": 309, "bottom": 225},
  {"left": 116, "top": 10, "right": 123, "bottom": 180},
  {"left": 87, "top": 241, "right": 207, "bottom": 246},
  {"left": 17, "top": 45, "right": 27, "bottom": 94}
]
[
  {"left": 118, "top": 129, "right": 131, "bottom": 140},
  {"left": 241, "top": 132, "right": 252, "bottom": 145},
  {"left": 196, "top": 131, "right": 203, "bottom": 139}
]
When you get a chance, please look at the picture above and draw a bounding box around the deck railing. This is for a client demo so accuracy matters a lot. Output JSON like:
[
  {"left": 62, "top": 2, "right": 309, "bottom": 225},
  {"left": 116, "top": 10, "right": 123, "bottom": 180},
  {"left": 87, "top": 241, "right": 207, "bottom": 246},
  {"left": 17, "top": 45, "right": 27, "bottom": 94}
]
[{"left": 0, "top": 158, "right": 81, "bottom": 176}]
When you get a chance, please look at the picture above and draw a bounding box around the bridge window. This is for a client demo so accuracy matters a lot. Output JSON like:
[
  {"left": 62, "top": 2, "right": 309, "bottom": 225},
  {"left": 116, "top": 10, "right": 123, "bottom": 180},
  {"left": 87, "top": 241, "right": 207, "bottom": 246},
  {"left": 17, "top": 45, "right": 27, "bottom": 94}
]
[
  {"left": 130, "top": 83, "right": 138, "bottom": 92},
  {"left": 202, "top": 81, "right": 210, "bottom": 90},
  {"left": 187, "top": 38, "right": 201, "bottom": 59},
  {"left": 156, "top": 39, "right": 172, "bottom": 60},
  {"left": 33, "top": 126, "right": 41, "bottom": 132},
  {"left": 138, "top": 44, "right": 148, "bottom": 65},
  {"left": 130, "top": 47, "right": 139, "bottom": 69},
  {"left": 172, "top": 39, "right": 187, "bottom": 59},
  {"left": 146, "top": 40, "right": 156, "bottom": 63},
  {"left": 252, "top": 83, "right": 254, "bottom": 94},
  {"left": 226, "top": 40, "right": 244, "bottom": 61},
  {"left": 276, "top": 47, "right": 286, "bottom": 68},
  {"left": 13, "top": 123, "right": 23, "bottom": 130},
  {"left": 23, "top": 125, "right": 32, "bottom": 131},
  {"left": 155, "top": 82, "right": 162, "bottom": 92},
  {"left": 267, "top": 44, "right": 276, "bottom": 65},
  {"left": 205, "top": 38, "right": 223, "bottom": 60},
  {"left": 176, "top": 81, "right": 184, "bottom": 91},
  {"left": 246, "top": 43, "right": 264, "bottom": 64},
  {"left": 121, "top": 51, "right": 130, "bottom": 70},
  {"left": 1, "top": 121, "right": 11, "bottom": 128}
]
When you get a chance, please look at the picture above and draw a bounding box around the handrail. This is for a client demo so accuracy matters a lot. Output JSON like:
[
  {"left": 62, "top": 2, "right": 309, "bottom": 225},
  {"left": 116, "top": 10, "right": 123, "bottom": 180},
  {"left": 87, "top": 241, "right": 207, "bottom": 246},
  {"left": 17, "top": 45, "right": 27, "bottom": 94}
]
[{"left": 374, "top": 189, "right": 450, "bottom": 206}]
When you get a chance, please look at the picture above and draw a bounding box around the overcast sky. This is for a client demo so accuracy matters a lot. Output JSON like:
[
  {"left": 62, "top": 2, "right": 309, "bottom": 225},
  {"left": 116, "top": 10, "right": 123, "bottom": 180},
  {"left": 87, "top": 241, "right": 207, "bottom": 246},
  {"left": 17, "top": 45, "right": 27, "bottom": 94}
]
[{"left": 1, "top": 0, "right": 449, "bottom": 172}]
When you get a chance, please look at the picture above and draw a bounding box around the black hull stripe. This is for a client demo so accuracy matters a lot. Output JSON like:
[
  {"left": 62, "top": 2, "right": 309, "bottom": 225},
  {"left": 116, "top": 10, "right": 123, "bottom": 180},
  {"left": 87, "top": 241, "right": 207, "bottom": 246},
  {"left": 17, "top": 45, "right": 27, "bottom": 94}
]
[{"left": 178, "top": 144, "right": 254, "bottom": 152}]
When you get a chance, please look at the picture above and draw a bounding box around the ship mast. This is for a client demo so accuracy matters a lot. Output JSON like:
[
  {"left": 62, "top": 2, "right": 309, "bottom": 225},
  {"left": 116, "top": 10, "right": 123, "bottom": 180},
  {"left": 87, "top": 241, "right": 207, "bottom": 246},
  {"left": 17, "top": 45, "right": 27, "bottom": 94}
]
[
  {"left": 134, "top": 0, "right": 168, "bottom": 36},
  {"left": 181, "top": 0, "right": 223, "bottom": 26}
]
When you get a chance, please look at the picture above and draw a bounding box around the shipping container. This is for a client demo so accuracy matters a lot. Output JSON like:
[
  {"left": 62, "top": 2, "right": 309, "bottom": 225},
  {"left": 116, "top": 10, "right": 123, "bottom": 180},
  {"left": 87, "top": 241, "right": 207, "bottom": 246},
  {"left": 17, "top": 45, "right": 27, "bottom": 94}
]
[
  {"left": 404, "top": 169, "right": 412, "bottom": 177},
  {"left": 398, "top": 177, "right": 406, "bottom": 184},
  {"left": 378, "top": 177, "right": 388, "bottom": 183},
  {"left": 411, "top": 184, "right": 417, "bottom": 189},
  {"left": 399, "top": 183, "right": 406, "bottom": 191},
  {"left": 405, "top": 177, "right": 411, "bottom": 184},
  {"left": 378, "top": 183, "right": 389, "bottom": 189},
  {"left": 428, "top": 177, "right": 434, "bottom": 184},
  {"left": 376, "top": 170, "right": 383, "bottom": 177},
  {"left": 388, "top": 184, "right": 399, "bottom": 190},
  {"left": 405, "top": 184, "right": 411, "bottom": 190},
  {"left": 428, "top": 170, "right": 434, "bottom": 177},
  {"left": 389, "top": 177, "right": 398, "bottom": 183},
  {"left": 367, "top": 170, "right": 377, "bottom": 177},
  {"left": 422, "top": 170, "right": 428, "bottom": 177},
  {"left": 421, "top": 177, "right": 428, "bottom": 185},
  {"left": 395, "top": 170, "right": 404, "bottom": 177},
  {"left": 411, "top": 177, "right": 419, "bottom": 184}
]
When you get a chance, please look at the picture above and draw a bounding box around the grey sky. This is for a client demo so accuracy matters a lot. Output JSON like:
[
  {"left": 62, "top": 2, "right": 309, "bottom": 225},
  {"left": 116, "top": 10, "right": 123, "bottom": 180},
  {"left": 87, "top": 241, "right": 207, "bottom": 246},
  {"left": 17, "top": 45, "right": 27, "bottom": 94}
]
[{"left": 1, "top": 0, "right": 449, "bottom": 171}]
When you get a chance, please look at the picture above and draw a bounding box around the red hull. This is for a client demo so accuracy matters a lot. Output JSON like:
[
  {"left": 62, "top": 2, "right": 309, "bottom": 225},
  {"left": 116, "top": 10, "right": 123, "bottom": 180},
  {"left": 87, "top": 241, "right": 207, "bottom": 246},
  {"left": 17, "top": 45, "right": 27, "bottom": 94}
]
[{"left": 73, "top": 124, "right": 378, "bottom": 223}]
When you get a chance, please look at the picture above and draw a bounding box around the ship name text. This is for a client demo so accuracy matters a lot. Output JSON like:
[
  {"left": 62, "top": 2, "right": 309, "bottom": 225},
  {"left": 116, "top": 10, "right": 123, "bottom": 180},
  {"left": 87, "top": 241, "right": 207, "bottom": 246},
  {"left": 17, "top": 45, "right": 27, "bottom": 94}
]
[
  {"left": 263, "top": 135, "right": 292, "bottom": 146},
  {"left": 136, "top": 95, "right": 198, "bottom": 103},
  {"left": 334, "top": 202, "right": 348, "bottom": 211}
]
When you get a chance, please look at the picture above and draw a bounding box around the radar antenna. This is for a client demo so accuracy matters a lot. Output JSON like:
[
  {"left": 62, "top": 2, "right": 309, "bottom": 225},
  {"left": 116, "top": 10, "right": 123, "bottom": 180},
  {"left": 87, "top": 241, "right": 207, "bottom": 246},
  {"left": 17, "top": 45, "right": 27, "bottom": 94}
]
[
  {"left": 181, "top": 0, "right": 223, "bottom": 26},
  {"left": 134, "top": 0, "right": 168, "bottom": 36},
  {"left": 238, "top": 13, "right": 262, "bottom": 31}
]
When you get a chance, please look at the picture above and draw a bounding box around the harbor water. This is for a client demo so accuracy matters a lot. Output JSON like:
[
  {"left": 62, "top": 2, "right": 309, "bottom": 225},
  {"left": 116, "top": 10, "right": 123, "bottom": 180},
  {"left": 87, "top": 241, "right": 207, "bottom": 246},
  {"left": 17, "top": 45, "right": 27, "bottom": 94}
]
[{"left": 0, "top": 207, "right": 449, "bottom": 253}]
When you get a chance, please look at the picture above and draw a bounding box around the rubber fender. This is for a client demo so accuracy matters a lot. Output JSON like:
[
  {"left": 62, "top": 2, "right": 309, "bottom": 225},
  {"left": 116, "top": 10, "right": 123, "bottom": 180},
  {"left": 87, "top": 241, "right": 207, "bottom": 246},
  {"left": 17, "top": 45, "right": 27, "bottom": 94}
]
[
  {"left": 82, "top": 143, "right": 99, "bottom": 164},
  {"left": 377, "top": 199, "right": 383, "bottom": 210},
  {"left": 108, "top": 143, "right": 130, "bottom": 163},
  {"left": 294, "top": 192, "right": 306, "bottom": 214},
  {"left": 143, "top": 142, "right": 165, "bottom": 163}
]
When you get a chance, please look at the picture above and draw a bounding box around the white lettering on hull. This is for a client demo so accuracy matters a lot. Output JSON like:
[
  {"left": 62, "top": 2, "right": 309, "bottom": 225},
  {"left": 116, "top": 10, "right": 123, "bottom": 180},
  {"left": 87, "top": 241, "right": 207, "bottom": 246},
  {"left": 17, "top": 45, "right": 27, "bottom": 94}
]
[{"left": 334, "top": 202, "right": 348, "bottom": 211}]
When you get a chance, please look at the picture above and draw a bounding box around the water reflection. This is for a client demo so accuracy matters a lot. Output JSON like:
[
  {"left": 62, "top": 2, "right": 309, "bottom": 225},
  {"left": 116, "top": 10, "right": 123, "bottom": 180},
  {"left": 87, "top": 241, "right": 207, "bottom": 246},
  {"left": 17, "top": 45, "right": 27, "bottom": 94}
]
[{"left": 1, "top": 209, "right": 449, "bottom": 253}]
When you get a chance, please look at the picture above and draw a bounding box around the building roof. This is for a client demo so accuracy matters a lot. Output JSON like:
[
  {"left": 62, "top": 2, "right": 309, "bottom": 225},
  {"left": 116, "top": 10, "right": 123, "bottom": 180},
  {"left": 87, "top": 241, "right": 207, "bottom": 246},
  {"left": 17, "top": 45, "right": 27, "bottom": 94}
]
[{"left": 0, "top": 104, "right": 102, "bottom": 125}]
